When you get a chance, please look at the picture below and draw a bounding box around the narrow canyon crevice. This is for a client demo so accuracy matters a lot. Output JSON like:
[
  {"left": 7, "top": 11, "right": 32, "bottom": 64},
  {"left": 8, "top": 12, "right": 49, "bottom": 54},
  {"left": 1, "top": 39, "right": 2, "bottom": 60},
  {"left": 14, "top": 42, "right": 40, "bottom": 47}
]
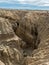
[{"left": 12, "top": 21, "right": 40, "bottom": 57}]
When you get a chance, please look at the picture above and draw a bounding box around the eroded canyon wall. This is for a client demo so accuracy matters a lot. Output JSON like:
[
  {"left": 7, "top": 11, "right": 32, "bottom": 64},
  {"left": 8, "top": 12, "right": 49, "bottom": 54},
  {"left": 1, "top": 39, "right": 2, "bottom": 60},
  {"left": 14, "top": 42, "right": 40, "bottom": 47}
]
[{"left": 0, "top": 9, "right": 49, "bottom": 65}]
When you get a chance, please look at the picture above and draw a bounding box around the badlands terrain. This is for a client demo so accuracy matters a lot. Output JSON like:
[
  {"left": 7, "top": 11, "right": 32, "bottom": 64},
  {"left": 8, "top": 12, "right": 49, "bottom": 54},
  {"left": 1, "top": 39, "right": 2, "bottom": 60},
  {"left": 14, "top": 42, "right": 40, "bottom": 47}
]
[{"left": 0, "top": 9, "right": 49, "bottom": 65}]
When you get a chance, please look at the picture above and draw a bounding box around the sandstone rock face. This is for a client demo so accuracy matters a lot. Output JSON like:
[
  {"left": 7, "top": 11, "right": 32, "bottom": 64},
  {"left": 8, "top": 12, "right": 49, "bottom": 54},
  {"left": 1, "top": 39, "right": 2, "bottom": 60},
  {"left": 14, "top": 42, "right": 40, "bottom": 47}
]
[
  {"left": 0, "top": 17, "right": 15, "bottom": 41},
  {"left": 0, "top": 42, "right": 23, "bottom": 65},
  {"left": 0, "top": 13, "right": 24, "bottom": 65},
  {"left": 0, "top": 9, "right": 49, "bottom": 65}
]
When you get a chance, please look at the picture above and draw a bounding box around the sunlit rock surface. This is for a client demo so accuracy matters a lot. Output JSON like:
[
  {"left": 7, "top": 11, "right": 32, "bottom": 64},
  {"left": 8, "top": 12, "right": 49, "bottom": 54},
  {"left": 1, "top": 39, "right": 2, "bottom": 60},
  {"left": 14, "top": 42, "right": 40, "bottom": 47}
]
[
  {"left": 0, "top": 17, "right": 15, "bottom": 41},
  {"left": 0, "top": 9, "right": 49, "bottom": 65}
]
